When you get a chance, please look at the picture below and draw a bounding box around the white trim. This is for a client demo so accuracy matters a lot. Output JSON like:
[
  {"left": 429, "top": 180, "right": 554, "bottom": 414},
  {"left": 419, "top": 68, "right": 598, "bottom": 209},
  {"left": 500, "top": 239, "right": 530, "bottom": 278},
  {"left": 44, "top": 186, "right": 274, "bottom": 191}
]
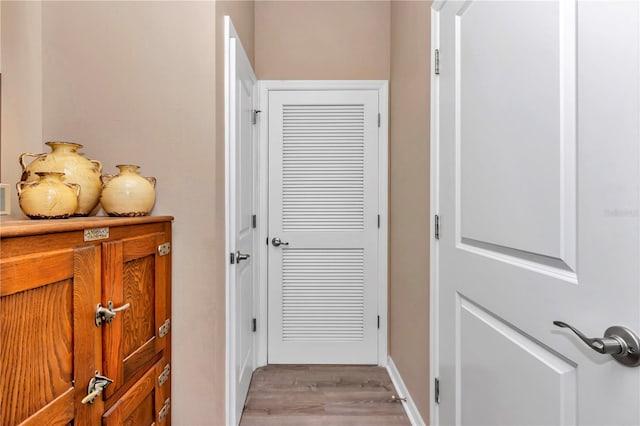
[
  {"left": 223, "top": 15, "right": 233, "bottom": 426},
  {"left": 256, "top": 80, "right": 390, "bottom": 366},
  {"left": 386, "top": 357, "right": 426, "bottom": 426},
  {"left": 430, "top": 6, "right": 442, "bottom": 426}
]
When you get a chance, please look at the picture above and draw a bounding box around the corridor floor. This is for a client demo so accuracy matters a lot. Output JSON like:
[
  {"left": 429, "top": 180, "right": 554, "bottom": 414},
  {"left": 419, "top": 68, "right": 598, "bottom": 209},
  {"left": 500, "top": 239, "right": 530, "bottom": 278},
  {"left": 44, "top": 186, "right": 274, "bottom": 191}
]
[{"left": 239, "top": 365, "right": 411, "bottom": 425}]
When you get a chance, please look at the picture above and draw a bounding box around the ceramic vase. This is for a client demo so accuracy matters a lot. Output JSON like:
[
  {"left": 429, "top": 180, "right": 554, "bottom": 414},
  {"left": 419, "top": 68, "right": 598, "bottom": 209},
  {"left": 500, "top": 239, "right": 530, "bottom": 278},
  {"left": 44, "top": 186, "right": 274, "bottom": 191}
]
[
  {"left": 19, "top": 141, "right": 103, "bottom": 216},
  {"left": 17, "top": 172, "right": 80, "bottom": 219},
  {"left": 100, "top": 165, "right": 156, "bottom": 217}
]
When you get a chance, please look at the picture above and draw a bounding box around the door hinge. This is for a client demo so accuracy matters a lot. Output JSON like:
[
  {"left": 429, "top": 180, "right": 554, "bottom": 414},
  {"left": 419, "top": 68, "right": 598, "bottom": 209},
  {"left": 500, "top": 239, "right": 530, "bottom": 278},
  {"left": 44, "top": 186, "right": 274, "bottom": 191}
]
[
  {"left": 159, "top": 319, "right": 171, "bottom": 338},
  {"left": 252, "top": 214, "right": 257, "bottom": 228},
  {"left": 158, "top": 363, "right": 170, "bottom": 387},
  {"left": 266, "top": 237, "right": 269, "bottom": 246},
  {"left": 434, "top": 214, "right": 440, "bottom": 240},
  {"left": 435, "top": 378, "right": 440, "bottom": 404},
  {"left": 377, "top": 214, "right": 381, "bottom": 228},
  {"left": 252, "top": 109, "right": 262, "bottom": 125},
  {"left": 377, "top": 315, "right": 380, "bottom": 329},
  {"left": 158, "top": 242, "right": 171, "bottom": 256},
  {"left": 378, "top": 113, "right": 381, "bottom": 128},
  {"left": 434, "top": 49, "right": 440, "bottom": 75},
  {"left": 252, "top": 318, "right": 257, "bottom": 332},
  {"left": 158, "top": 397, "right": 171, "bottom": 422},
  {"left": 230, "top": 252, "right": 235, "bottom": 264}
]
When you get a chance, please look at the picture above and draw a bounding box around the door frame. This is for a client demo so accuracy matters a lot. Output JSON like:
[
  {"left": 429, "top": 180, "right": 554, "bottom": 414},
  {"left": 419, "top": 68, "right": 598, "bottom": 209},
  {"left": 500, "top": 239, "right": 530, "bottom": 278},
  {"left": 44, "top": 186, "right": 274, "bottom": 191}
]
[
  {"left": 224, "top": 16, "right": 259, "bottom": 426},
  {"left": 255, "top": 80, "right": 390, "bottom": 367},
  {"left": 430, "top": 3, "right": 443, "bottom": 424}
]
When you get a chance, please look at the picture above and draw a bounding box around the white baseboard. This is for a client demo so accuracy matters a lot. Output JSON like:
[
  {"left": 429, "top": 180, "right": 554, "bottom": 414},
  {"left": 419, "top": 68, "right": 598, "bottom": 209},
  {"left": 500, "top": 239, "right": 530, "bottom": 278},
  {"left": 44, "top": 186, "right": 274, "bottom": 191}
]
[{"left": 386, "top": 356, "right": 426, "bottom": 426}]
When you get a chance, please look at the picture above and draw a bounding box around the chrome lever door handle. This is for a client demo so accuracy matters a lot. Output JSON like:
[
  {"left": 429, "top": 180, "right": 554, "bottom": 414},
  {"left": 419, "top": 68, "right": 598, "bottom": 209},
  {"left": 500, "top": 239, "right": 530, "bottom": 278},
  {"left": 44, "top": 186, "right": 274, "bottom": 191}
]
[
  {"left": 272, "top": 237, "right": 289, "bottom": 247},
  {"left": 235, "top": 251, "right": 250, "bottom": 263},
  {"left": 553, "top": 321, "right": 640, "bottom": 367}
]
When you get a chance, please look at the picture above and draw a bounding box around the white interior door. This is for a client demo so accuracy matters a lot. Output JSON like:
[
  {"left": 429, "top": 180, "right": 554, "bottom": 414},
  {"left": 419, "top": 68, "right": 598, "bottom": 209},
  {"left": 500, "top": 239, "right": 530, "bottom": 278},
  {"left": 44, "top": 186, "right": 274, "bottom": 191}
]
[
  {"left": 226, "top": 17, "right": 257, "bottom": 426},
  {"left": 434, "top": 1, "right": 640, "bottom": 424},
  {"left": 267, "top": 90, "right": 380, "bottom": 364}
]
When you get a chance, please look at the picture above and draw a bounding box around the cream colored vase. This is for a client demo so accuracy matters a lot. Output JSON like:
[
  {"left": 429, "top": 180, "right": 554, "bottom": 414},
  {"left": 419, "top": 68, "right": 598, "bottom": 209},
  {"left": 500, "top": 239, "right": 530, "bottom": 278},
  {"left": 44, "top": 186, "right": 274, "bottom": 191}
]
[
  {"left": 101, "top": 165, "right": 156, "bottom": 217},
  {"left": 17, "top": 172, "right": 80, "bottom": 219},
  {"left": 20, "top": 141, "right": 103, "bottom": 216}
]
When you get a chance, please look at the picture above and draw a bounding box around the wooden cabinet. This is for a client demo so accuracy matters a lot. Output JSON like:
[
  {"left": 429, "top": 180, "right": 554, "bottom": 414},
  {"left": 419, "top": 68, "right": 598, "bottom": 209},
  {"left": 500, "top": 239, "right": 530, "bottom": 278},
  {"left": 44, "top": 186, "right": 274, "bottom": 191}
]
[{"left": 0, "top": 217, "right": 172, "bottom": 426}]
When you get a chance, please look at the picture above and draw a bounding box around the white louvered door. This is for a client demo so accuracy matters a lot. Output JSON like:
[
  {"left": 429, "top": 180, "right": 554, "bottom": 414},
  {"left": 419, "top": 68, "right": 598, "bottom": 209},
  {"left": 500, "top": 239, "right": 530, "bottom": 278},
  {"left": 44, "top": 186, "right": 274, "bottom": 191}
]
[{"left": 268, "top": 90, "right": 379, "bottom": 364}]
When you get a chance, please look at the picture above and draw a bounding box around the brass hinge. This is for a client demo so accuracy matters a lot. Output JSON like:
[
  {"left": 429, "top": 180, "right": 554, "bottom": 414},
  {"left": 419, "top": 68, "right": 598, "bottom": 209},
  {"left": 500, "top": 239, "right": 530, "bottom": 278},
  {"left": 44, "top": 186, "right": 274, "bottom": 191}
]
[
  {"left": 158, "top": 398, "right": 171, "bottom": 422},
  {"left": 158, "top": 243, "right": 171, "bottom": 256},
  {"left": 158, "top": 363, "right": 170, "bottom": 387},
  {"left": 159, "top": 319, "right": 171, "bottom": 338}
]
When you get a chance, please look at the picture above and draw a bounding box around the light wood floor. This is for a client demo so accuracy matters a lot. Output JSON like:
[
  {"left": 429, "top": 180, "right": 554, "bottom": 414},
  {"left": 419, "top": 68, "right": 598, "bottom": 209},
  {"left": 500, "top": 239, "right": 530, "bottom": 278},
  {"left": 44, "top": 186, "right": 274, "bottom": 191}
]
[{"left": 240, "top": 365, "right": 411, "bottom": 426}]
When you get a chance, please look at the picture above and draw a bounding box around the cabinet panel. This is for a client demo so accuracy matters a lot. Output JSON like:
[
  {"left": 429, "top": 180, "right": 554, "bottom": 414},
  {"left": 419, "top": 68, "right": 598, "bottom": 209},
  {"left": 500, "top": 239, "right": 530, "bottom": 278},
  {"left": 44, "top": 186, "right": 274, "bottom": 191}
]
[
  {"left": 102, "top": 358, "right": 169, "bottom": 426},
  {"left": 0, "top": 245, "right": 100, "bottom": 426},
  {"left": 102, "top": 232, "right": 169, "bottom": 399}
]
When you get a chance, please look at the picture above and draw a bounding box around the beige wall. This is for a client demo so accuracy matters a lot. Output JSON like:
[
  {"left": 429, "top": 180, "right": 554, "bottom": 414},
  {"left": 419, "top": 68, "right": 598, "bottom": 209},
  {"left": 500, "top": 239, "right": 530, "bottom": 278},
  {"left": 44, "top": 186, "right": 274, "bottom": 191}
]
[
  {"left": 389, "top": 1, "right": 431, "bottom": 422},
  {"left": 255, "top": 0, "right": 390, "bottom": 80},
  {"left": 1, "top": 1, "right": 43, "bottom": 215},
  {"left": 39, "top": 2, "right": 220, "bottom": 423}
]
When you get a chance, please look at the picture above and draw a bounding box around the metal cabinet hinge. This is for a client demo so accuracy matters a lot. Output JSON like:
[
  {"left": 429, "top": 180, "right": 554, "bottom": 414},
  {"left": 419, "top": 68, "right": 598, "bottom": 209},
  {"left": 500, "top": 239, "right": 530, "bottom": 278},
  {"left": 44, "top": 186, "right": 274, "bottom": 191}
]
[
  {"left": 434, "top": 214, "right": 440, "bottom": 240},
  {"left": 377, "top": 315, "right": 380, "bottom": 329},
  {"left": 252, "top": 318, "right": 257, "bottom": 332},
  {"left": 252, "top": 214, "right": 257, "bottom": 228},
  {"left": 377, "top": 214, "right": 381, "bottom": 228},
  {"left": 158, "top": 364, "right": 170, "bottom": 387},
  {"left": 230, "top": 252, "right": 235, "bottom": 264},
  {"left": 434, "top": 49, "right": 440, "bottom": 75},
  {"left": 435, "top": 378, "right": 440, "bottom": 404},
  {"left": 159, "top": 319, "right": 171, "bottom": 338},
  {"left": 158, "top": 243, "right": 171, "bottom": 256},
  {"left": 378, "top": 113, "right": 381, "bottom": 128},
  {"left": 252, "top": 110, "right": 262, "bottom": 125},
  {"left": 158, "top": 398, "right": 171, "bottom": 422}
]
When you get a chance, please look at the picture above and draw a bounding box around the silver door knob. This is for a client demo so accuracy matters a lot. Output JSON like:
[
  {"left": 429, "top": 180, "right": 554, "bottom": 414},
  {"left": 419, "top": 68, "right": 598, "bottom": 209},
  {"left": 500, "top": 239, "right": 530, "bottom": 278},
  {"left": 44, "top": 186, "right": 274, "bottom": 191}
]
[
  {"left": 271, "top": 237, "right": 289, "bottom": 247},
  {"left": 553, "top": 321, "right": 640, "bottom": 367},
  {"left": 235, "top": 251, "right": 250, "bottom": 263}
]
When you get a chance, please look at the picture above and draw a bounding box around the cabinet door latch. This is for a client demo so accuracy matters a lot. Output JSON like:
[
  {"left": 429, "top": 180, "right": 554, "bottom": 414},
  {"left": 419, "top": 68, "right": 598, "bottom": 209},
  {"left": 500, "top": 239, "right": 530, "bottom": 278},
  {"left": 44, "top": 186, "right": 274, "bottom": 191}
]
[{"left": 95, "top": 301, "right": 131, "bottom": 326}]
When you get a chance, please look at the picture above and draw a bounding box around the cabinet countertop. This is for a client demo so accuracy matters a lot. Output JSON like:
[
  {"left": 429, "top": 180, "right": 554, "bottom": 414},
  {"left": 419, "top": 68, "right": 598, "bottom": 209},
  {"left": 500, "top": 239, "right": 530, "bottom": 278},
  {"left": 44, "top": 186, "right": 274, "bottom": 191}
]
[{"left": 0, "top": 215, "right": 174, "bottom": 238}]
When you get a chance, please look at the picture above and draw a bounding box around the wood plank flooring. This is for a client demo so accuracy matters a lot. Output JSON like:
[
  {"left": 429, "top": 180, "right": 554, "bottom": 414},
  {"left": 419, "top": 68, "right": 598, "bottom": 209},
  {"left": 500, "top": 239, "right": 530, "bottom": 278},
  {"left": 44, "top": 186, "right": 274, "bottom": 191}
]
[{"left": 240, "top": 365, "right": 411, "bottom": 426}]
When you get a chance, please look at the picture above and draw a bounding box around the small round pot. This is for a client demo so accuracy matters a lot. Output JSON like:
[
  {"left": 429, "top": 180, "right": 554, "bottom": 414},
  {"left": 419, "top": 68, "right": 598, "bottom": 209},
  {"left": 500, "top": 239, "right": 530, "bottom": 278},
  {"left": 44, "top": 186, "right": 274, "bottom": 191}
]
[
  {"left": 100, "top": 165, "right": 156, "bottom": 217},
  {"left": 17, "top": 172, "right": 80, "bottom": 219}
]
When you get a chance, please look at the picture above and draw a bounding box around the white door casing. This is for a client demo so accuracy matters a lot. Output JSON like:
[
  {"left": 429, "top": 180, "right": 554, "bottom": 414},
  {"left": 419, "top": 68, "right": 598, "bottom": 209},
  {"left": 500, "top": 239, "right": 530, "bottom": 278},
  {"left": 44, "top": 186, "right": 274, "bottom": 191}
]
[
  {"left": 225, "top": 16, "right": 257, "bottom": 426},
  {"left": 267, "top": 88, "right": 381, "bottom": 364},
  {"left": 432, "top": 1, "right": 640, "bottom": 425}
]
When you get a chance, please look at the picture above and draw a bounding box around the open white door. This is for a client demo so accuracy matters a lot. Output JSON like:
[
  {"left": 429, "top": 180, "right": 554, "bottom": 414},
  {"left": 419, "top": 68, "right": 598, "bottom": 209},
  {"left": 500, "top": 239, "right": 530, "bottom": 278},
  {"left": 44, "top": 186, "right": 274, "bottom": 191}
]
[
  {"left": 433, "top": 0, "right": 640, "bottom": 424},
  {"left": 267, "top": 89, "right": 380, "bottom": 364},
  {"left": 225, "top": 16, "right": 257, "bottom": 426}
]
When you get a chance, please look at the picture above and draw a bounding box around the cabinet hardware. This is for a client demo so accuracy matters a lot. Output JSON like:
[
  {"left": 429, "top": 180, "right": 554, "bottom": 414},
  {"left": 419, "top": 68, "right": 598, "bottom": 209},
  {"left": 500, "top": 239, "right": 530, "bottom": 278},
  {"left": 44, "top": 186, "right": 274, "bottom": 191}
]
[
  {"left": 95, "top": 301, "right": 131, "bottom": 326},
  {"left": 158, "top": 364, "right": 171, "bottom": 387},
  {"left": 435, "top": 377, "right": 440, "bottom": 404},
  {"left": 82, "top": 371, "right": 113, "bottom": 405},
  {"left": 84, "top": 227, "right": 109, "bottom": 242},
  {"left": 158, "top": 398, "right": 171, "bottom": 422},
  {"left": 158, "top": 243, "right": 171, "bottom": 256},
  {"left": 159, "top": 319, "right": 171, "bottom": 338}
]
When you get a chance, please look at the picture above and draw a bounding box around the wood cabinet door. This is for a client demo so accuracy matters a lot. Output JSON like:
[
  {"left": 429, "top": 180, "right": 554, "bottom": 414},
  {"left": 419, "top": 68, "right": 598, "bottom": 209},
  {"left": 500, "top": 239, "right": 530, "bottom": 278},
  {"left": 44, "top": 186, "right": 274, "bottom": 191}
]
[
  {"left": 102, "top": 358, "right": 170, "bottom": 426},
  {"left": 101, "top": 232, "right": 170, "bottom": 399},
  {"left": 0, "top": 245, "right": 102, "bottom": 426}
]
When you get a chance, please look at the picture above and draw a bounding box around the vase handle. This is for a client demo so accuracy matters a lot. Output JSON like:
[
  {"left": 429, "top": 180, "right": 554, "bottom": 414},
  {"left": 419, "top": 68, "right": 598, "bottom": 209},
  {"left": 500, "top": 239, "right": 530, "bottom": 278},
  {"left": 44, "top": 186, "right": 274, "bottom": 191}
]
[
  {"left": 101, "top": 174, "right": 115, "bottom": 185},
  {"left": 146, "top": 177, "right": 157, "bottom": 188},
  {"left": 67, "top": 183, "right": 81, "bottom": 198},
  {"left": 19, "top": 152, "right": 44, "bottom": 173},
  {"left": 16, "top": 181, "right": 37, "bottom": 196},
  {"left": 91, "top": 159, "right": 103, "bottom": 173}
]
